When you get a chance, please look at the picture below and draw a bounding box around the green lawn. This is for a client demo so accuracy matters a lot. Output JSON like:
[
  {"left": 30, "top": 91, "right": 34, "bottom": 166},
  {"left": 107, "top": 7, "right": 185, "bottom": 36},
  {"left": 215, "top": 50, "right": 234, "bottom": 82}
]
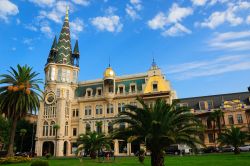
[{"left": 2, "top": 153, "right": 250, "bottom": 166}]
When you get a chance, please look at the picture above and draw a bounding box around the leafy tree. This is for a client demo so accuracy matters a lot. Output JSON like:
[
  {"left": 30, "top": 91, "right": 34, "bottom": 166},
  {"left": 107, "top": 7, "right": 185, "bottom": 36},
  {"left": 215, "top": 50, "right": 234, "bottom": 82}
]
[
  {"left": 78, "top": 131, "right": 111, "bottom": 159},
  {"left": 53, "top": 124, "right": 60, "bottom": 156},
  {"left": 0, "top": 65, "right": 42, "bottom": 156},
  {"left": 20, "top": 129, "right": 27, "bottom": 153},
  {"left": 113, "top": 98, "right": 203, "bottom": 166},
  {"left": 218, "top": 126, "right": 249, "bottom": 154},
  {"left": 0, "top": 116, "right": 10, "bottom": 150},
  {"left": 95, "top": 121, "right": 103, "bottom": 134}
]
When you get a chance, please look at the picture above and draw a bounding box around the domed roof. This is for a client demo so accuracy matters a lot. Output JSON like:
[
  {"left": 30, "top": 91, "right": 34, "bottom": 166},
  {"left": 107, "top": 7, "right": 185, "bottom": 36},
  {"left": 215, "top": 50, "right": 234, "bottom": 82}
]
[{"left": 104, "top": 67, "right": 115, "bottom": 78}]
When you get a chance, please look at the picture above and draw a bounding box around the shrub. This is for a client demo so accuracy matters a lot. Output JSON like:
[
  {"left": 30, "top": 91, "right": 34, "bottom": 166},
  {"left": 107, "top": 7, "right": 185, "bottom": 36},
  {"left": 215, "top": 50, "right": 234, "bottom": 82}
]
[
  {"left": 0, "top": 156, "right": 31, "bottom": 164},
  {"left": 45, "top": 153, "right": 51, "bottom": 160},
  {"left": 138, "top": 149, "right": 145, "bottom": 164},
  {"left": 30, "top": 160, "right": 49, "bottom": 166}
]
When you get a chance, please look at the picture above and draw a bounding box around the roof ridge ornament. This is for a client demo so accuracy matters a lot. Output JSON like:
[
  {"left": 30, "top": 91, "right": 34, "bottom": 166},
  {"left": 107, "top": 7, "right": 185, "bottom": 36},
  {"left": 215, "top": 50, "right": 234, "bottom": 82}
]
[{"left": 65, "top": 6, "right": 69, "bottom": 20}]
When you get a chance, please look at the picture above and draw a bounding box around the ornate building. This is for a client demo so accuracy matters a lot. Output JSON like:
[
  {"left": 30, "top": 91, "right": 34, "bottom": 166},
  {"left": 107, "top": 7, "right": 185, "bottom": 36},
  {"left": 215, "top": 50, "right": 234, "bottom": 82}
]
[{"left": 35, "top": 10, "right": 176, "bottom": 157}]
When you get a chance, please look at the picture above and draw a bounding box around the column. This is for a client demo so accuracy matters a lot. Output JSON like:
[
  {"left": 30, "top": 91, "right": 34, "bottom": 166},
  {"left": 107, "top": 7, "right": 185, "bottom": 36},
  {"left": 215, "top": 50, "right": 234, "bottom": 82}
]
[
  {"left": 127, "top": 143, "right": 131, "bottom": 156},
  {"left": 114, "top": 139, "right": 119, "bottom": 156},
  {"left": 57, "top": 140, "right": 64, "bottom": 156},
  {"left": 35, "top": 141, "right": 42, "bottom": 156}
]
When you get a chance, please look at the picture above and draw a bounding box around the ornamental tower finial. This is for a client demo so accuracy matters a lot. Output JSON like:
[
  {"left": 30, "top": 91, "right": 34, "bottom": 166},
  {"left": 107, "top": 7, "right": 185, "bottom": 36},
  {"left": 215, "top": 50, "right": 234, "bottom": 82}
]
[{"left": 65, "top": 6, "right": 69, "bottom": 20}]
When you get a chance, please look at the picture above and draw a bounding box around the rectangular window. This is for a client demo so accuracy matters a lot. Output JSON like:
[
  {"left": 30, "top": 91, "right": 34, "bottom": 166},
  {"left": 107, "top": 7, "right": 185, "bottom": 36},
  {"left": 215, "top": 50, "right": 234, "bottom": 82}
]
[
  {"left": 228, "top": 115, "right": 234, "bottom": 125},
  {"left": 72, "top": 110, "right": 75, "bottom": 117},
  {"left": 199, "top": 101, "right": 213, "bottom": 110},
  {"left": 56, "top": 89, "right": 60, "bottom": 97},
  {"left": 57, "top": 68, "right": 62, "bottom": 81},
  {"left": 76, "top": 109, "right": 79, "bottom": 117},
  {"left": 97, "top": 89, "right": 102, "bottom": 96},
  {"left": 51, "top": 67, "right": 55, "bottom": 81},
  {"left": 153, "top": 83, "right": 158, "bottom": 91},
  {"left": 237, "top": 114, "right": 243, "bottom": 124},
  {"left": 208, "top": 133, "right": 214, "bottom": 143},
  {"left": 62, "top": 69, "right": 67, "bottom": 82},
  {"left": 87, "top": 90, "right": 91, "bottom": 97},
  {"left": 119, "top": 87, "right": 124, "bottom": 94},
  {"left": 131, "top": 85, "right": 136, "bottom": 93},
  {"left": 73, "top": 128, "right": 77, "bottom": 136}
]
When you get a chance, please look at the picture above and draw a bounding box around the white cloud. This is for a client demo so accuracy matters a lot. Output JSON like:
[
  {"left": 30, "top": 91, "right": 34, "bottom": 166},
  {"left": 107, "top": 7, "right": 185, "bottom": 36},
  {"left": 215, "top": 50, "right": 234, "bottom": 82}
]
[
  {"left": 24, "top": 24, "right": 38, "bottom": 31},
  {"left": 91, "top": 15, "right": 123, "bottom": 32},
  {"left": 16, "top": 18, "right": 20, "bottom": 24},
  {"left": 162, "top": 23, "right": 191, "bottom": 37},
  {"left": 70, "top": 18, "right": 84, "bottom": 39},
  {"left": 191, "top": 0, "right": 207, "bottom": 6},
  {"left": 28, "top": 0, "right": 55, "bottom": 7},
  {"left": 105, "top": 6, "right": 117, "bottom": 15},
  {"left": 208, "top": 31, "right": 250, "bottom": 51},
  {"left": 71, "top": 0, "right": 90, "bottom": 6},
  {"left": 166, "top": 55, "right": 250, "bottom": 80},
  {"left": 125, "top": 0, "right": 142, "bottom": 20},
  {"left": 246, "top": 15, "right": 250, "bottom": 24},
  {"left": 11, "top": 47, "right": 16, "bottom": 51},
  {"left": 40, "top": 24, "right": 53, "bottom": 38},
  {"left": 23, "top": 38, "right": 33, "bottom": 45},
  {"left": 148, "top": 3, "right": 192, "bottom": 37},
  {"left": 0, "top": 0, "right": 19, "bottom": 22},
  {"left": 199, "top": 1, "right": 250, "bottom": 29},
  {"left": 209, "top": 0, "right": 229, "bottom": 6},
  {"left": 28, "top": 46, "right": 34, "bottom": 51}
]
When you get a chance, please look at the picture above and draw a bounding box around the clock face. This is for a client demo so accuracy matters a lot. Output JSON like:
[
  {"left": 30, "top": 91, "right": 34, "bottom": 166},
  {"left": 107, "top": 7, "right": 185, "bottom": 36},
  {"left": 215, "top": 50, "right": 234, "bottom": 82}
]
[{"left": 45, "top": 92, "right": 56, "bottom": 105}]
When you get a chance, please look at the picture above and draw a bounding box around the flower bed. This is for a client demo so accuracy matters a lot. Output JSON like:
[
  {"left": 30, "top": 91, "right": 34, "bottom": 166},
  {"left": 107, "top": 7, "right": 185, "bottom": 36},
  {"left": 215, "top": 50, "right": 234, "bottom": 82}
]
[{"left": 0, "top": 156, "right": 31, "bottom": 164}]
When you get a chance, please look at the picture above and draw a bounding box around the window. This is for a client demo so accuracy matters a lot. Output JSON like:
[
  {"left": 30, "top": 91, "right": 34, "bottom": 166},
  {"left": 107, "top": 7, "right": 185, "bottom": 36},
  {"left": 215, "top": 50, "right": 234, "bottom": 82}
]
[
  {"left": 43, "top": 121, "right": 49, "bottom": 136},
  {"left": 65, "top": 103, "right": 69, "bottom": 118},
  {"left": 131, "top": 85, "right": 136, "bottom": 93},
  {"left": 87, "top": 90, "right": 91, "bottom": 97},
  {"left": 199, "top": 101, "right": 213, "bottom": 110},
  {"left": 120, "top": 123, "right": 126, "bottom": 130},
  {"left": 50, "top": 121, "right": 56, "bottom": 136},
  {"left": 107, "top": 104, "right": 114, "bottom": 114},
  {"left": 76, "top": 109, "right": 79, "bottom": 117},
  {"left": 44, "top": 103, "right": 56, "bottom": 118},
  {"left": 237, "top": 114, "right": 243, "bottom": 124},
  {"left": 228, "top": 115, "right": 234, "bottom": 125},
  {"left": 85, "top": 106, "right": 92, "bottom": 116},
  {"left": 73, "top": 128, "right": 77, "bottom": 136},
  {"left": 56, "top": 89, "right": 60, "bottom": 97},
  {"left": 66, "top": 90, "right": 69, "bottom": 99},
  {"left": 108, "top": 122, "right": 113, "bottom": 133},
  {"left": 97, "top": 89, "right": 102, "bottom": 96},
  {"left": 119, "top": 86, "right": 124, "bottom": 94},
  {"left": 118, "top": 103, "right": 125, "bottom": 113},
  {"left": 208, "top": 133, "right": 214, "bottom": 143},
  {"left": 130, "top": 102, "right": 137, "bottom": 106},
  {"left": 51, "top": 67, "right": 55, "bottom": 81},
  {"left": 96, "top": 105, "right": 103, "bottom": 115},
  {"left": 207, "top": 119, "right": 212, "bottom": 129},
  {"left": 96, "top": 122, "right": 102, "bottom": 134},
  {"left": 85, "top": 123, "right": 91, "bottom": 133},
  {"left": 62, "top": 69, "right": 67, "bottom": 82},
  {"left": 65, "top": 122, "right": 68, "bottom": 136},
  {"left": 57, "top": 68, "right": 62, "bottom": 81},
  {"left": 73, "top": 110, "right": 75, "bottom": 117},
  {"left": 153, "top": 83, "right": 158, "bottom": 92}
]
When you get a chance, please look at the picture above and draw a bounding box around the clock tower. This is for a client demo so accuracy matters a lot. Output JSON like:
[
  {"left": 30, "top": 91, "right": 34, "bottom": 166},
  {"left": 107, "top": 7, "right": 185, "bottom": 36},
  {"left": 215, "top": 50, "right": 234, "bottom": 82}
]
[{"left": 35, "top": 8, "right": 80, "bottom": 156}]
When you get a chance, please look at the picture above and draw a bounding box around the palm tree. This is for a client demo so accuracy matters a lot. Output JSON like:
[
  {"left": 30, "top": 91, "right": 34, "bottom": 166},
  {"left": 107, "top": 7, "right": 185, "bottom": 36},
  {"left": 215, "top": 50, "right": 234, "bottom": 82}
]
[
  {"left": 95, "top": 121, "right": 103, "bottom": 134},
  {"left": 208, "top": 112, "right": 217, "bottom": 147},
  {"left": 78, "top": 131, "right": 111, "bottom": 159},
  {"left": 53, "top": 124, "right": 60, "bottom": 156},
  {"left": 0, "top": 65, "right": 42, "bottom": 156},
  {"left": 113, "top": 98, "right": 203, "bottom": 166},
  {"left": 20, "top": 128, "right": 27, "bottom": 153},
  {"left": 213, "top": 109, "right": 224, "bottom": 135},
  {"left": 218, "top": 126, "right": 248, "bottom": 154}
]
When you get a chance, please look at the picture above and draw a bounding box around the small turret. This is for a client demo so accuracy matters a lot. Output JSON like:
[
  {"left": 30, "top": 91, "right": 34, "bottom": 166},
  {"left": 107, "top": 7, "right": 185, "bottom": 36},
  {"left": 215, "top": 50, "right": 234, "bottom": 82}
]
[
  {"left": 46, "top": 36, "right": 58, "bottom": 64},
  {"left": 72, "top": 40, "right": 80, "bottom": 67}
]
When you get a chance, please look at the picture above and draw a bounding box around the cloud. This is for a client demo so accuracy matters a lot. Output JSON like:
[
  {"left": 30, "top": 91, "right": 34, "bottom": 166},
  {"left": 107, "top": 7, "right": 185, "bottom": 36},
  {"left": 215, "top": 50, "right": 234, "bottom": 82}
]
[
  {"left": 208, "top": 31, "right": 250, "bottom": 51},
  {"left": 70, "top": 18, "right": 84, "bottom": 39},
  {"left": 125, "top": 0, "right": 142, "bottom": 20},
  {"left": 71, "top": 0, "right": 90, "bottom": 6},
  {"left": 40, "top": 24, "right": 53, "bottom": 38},
  {"left": 199, "top": 1, "right": 250, "bottom": 29},
  {"left": 16, "top": 18, "right": 20, "bottom": 25},
  {"left": 23, "top": 38, "right": 33, "bottom": 45},
  {"left": 162, "top": 23, "right": 191, "bottom": 37},
  {"left": 0, "top": 0, "right": 19, "bottom": 22},
  {"left": 28, "top": 0, "right": 55, "bottom": 7},
  {"left": 166, "top": 55, "right": 250, "bottom": 80},
  {"left": 91, "top": 15, "right": 123, "bottom": 32},
  {"left": 147, "top": 3, "right": 192, "bottom": 37},
  {"left": 24, "top": 24, "right": 38, "bottom": 31},
  {"left": 191, "top": 0, "right": 207, "bottom": 6}
]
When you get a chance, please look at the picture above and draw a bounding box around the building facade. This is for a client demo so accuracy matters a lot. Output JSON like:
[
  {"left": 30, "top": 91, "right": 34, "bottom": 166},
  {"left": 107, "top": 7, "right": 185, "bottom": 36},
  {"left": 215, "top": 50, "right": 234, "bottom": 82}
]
[
  {"left": 35, "top": 10, "right": 176, "bottom": 157},
  {"left": 178, "top": 92, "right": 250, "bottom": 147}
]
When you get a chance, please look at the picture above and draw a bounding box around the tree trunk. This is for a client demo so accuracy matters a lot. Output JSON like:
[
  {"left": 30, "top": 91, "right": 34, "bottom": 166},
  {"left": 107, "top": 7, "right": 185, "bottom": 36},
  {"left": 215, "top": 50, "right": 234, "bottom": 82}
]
[
  {"left": 7, "top": 117, "right": 18, "bottom": 157},
  {"left": 151, "top": 151, "right": 164, "bottom": 166},
  {"left": 20, "top": 136, "right": 24, "bottom": 153}
]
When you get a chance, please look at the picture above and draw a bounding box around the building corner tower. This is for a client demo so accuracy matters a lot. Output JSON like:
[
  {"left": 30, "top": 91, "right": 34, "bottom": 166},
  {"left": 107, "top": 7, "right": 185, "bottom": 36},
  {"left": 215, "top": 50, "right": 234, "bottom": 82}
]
[{"left": 35, "top": 8, "right": 80, "bottom": 157}]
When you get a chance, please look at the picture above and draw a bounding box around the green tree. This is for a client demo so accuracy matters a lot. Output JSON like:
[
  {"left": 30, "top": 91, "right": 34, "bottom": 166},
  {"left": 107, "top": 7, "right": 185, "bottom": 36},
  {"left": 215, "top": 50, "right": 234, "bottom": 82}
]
[
  {"left": 0, "top": 65, "right": 42, "bottom": 156},
  {"left": 20, "top": 129, "right": 27, "bottom": 153},
  {"left": 113, "top": 98, "right": 203, "bottom": 166},
  {"left": 78, "top": 131, "right": 111, "bottom": 159},
  {"left": 53, "top": 124, "right": 60, "bottom": 156},
  {"left": 0, "top": 116, "right": 10, "bottom": 150},
  {"left": 95, "top": 121, "right": 103, "bottom": 134},
  {"left": 218, "top": 126, "right": 248, "bottom": 154}
]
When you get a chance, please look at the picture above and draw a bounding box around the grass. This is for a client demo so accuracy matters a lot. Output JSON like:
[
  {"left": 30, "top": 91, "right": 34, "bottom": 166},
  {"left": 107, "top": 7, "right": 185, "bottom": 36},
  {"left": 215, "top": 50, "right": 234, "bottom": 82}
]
[{"left": 2, "top": 153, "right": 250, "bottom": 166}]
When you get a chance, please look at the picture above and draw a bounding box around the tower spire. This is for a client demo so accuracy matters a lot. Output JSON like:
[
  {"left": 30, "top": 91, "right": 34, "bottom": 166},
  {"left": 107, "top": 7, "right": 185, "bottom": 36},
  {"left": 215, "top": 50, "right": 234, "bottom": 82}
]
[{"left": 55, "top": 6, "right": 72, "bottom": 65}]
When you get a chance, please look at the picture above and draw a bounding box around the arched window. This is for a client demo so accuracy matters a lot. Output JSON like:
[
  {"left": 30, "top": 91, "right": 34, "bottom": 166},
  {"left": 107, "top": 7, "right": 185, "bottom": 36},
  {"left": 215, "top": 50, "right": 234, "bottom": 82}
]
[
  {"left": 107, "top": 104, "right": 113, "bottom": 114},
  {"left": 43, "top": 121, "right": 49, "bottom": 136},
  {"left": 65, "top": 122, "right": 68, "bottom": 136},
  {"left": 85, "top": 123, "right": 91, "bottom": 133},
  {"left": 96, "top": 105, "right": 103, "bottom": 115},
  {"left": 108, "top": 122, "right": 113, "bottom": 133},
  {"left": 50, "top": 121, "right": 55, "bottom": 136}
]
